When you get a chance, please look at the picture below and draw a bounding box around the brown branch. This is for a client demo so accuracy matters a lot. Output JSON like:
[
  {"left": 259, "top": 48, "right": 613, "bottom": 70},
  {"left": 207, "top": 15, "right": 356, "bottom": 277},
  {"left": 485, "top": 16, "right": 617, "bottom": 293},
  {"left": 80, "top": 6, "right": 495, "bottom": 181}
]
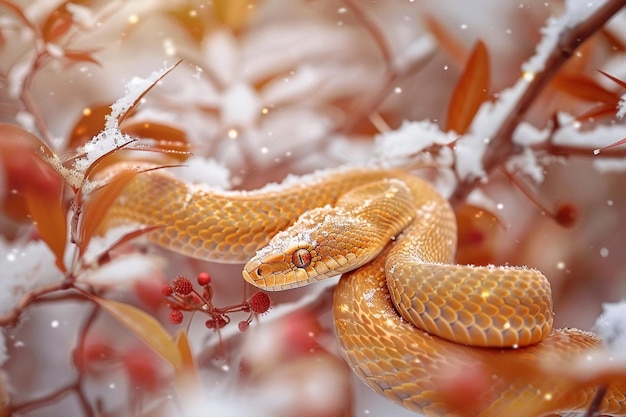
[
  {"left": 0, "top": 280, "right": 69, "bottom": 327},
  {"left": 536, "top": 142, "right": 626, "bottom": 158},
  {"left": 449, "top": 0, "right": 626, "bottom": 206}
]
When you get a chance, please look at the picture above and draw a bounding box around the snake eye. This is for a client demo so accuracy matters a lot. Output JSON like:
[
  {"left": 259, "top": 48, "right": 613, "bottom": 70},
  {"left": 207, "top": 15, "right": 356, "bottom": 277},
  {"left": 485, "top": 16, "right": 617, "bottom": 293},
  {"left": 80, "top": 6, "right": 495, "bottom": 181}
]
[{"left": 292, "top": 248, "right": 311, "bottom": 268}]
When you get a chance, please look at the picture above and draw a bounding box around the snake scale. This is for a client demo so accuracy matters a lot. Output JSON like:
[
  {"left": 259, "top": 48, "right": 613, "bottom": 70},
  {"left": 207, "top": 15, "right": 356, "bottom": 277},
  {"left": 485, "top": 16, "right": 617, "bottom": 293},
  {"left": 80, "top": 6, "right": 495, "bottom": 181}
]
[{"left": 103, "top": 165, "right": 626, "bottom": 416}]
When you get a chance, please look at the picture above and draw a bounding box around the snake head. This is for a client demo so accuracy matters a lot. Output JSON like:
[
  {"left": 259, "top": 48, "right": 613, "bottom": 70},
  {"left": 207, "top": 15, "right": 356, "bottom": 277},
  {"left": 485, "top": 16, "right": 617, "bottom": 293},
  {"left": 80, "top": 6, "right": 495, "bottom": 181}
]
[{"left": 242, "top": 206, "right": 374, "bottom": 291}]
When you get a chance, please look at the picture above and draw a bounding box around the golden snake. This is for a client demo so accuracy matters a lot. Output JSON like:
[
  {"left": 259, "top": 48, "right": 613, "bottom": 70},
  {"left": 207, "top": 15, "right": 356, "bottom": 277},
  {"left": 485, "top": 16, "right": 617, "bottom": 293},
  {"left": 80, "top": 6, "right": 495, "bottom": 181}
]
[{"left": 104, "top": 165, "right": 626, "bottom": 416}]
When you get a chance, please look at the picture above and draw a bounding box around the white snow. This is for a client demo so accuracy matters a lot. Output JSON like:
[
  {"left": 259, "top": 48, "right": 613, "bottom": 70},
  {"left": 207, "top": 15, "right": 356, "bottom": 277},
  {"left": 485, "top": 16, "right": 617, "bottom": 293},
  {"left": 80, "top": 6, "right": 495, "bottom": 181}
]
[
  {"left": 617, "top": 93, "right": 626, "bottom": 119},
  {"left": 0, "top": 239, "right": 63, "bottom": 315},
  {"left": 593, "top": 301, "right": 626, "bottom": 360},
  {"left": 169, "top": 157, "right": 232, "bottom": 190},
  {"left": 81, "top": 252, "right": 165, "bottom": 288},
  {"left": 65, "top": 3, "right": 97, "bottom": 28},
  {"left": 374, "top": 120, "right": 458, "bottom": 163},
  {"left": 106, "top": 66, "right": 172, "bottom": 130},
  {"left": 454, "top": 79, "right": 528, "bottom": 181},
  {"left": 512, "top": 122, "right": 551, "bottom": 146},
  {"left": 59, "top": 66, "right": 177, "bottom": 189},
  {"left": 523, "top": 0, "right": 608, "bottom": 74},
  {"left": 505, "top": 147, "right": 545, "bottom": 183},
  {"left": 220, "top": 82, "right": 262, "bottom": 128},
  {"left": 553, "top": 121, "right": 626, "bottom": 149}
]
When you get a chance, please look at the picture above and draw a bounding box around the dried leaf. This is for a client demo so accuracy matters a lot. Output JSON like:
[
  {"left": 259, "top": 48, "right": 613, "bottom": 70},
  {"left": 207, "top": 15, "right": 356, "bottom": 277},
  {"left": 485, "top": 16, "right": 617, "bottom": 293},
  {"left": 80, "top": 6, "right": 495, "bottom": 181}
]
[
  {"left": 81, "top": 138, "right": 137, "bottom": 183},
  {"left": 601, "top": 27, "right": 626, "bottom": 52},
  {"left": 25, "top": 184, "right": 67, "bottom": 272},
  {"left": 41, "top": 4, "right": 74, "bottom": 42},
  {"left": 122, "top": 122, "right": 191, "bottom": 161},
  {"left": 575, "top": 103, "right": 619, "bottom": 122},
  {"left": 67, "top": 103, "right": 110, "bottom": 149},
  {"left": 552, "top": 73, "right": 619, "bottom": 104},
  {"left": 63, "top": 49, "right": 102, "bottom": 66},
  {"left": 79, "top": 169, "right": 139, "bottom": 255},
  {"left": 445, "top": 40, "right": 490, "bottom": 134},
  {"left": 599, "top": 137, "right": 626, "bottom": 151},
  {"left": 88, "top": 295, "right": 182, "bottom": 369},
  {"left": 598, "top": 69, "right": 626, "bottom": 90},
  {"left": 423, "top": 14, "right": 467, "bottom": 67},
  {"left": 173, "top": 331, "right": 201, "bottom": 404},
  {"left": 176, "top": 331, "right": 196, "bottom": 372},
  {"left": 0, "top": 124, "right": 62, "bottom": 223}
]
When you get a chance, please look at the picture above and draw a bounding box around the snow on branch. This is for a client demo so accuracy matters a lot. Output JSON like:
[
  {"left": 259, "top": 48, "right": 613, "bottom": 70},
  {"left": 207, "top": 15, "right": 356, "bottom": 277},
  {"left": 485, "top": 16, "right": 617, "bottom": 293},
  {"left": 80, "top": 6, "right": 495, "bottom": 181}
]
[
  {"left": 43, "top": 63, "right": 179, "bottom": 190},
  {"left": 524, "top": 0, "right": 611, "bottom": 74},
  {"left": 448, "top": 0, "right": 626, "bottom": 205}
]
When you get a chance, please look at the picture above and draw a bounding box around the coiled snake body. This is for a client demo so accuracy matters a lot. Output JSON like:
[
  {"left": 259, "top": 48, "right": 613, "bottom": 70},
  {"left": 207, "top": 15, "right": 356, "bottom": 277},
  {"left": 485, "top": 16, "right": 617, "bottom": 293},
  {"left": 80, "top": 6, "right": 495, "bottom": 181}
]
[{"left": 105, "top": 165, "right": 626, "bottom": 416}]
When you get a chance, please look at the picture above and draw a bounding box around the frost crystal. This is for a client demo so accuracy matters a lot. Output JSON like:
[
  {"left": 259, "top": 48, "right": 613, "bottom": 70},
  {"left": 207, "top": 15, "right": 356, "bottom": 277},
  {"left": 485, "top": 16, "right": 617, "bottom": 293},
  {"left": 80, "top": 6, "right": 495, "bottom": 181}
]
[{"left": 617, "top": 93, "right": 626, "bottom": 119}]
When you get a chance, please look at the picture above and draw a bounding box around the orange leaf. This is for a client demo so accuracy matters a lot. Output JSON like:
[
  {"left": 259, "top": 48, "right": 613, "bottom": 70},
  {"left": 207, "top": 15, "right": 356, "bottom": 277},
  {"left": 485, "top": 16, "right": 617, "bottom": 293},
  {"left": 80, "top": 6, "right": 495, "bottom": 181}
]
[
  {"left": 63, "top": 49, "right": 102, "bottom": 66},
  {"left": 600, "top": 137, "right": 626, "bottom": 151},
  {"left": 41, "top": 4, "right": 74, "bottom": 42},
  {"left": 575, "top": 103, "right": 620, "bottom": 122},
  {"left": 423, "top": 14, "right": 467, "bottom": 67},
  {"left": 176, "top": 331, "right": 197, "bottom": 372},
  {"left": 87, "top": 295, "right": 182, "bottom": 369},
  {"left": 79, "top": 169, "right": 139, "bottom": 255},
  {"left": 0, "top": 124, "right": 64, "bottom": 228},
  {"left": 445, "top": 40, "right": 490, "bottom": 134},
  {"left": 122, "top": 122, "right": 191, "bottom": 162},
  {"left": 173, "top": 331, "right": 201, "bottom": 403},
  {"left": 67, "top": 103, "right": 110, "bottom": 149},
  {"left": 26, "top": 186, "right": 67, "bottom": 272},
  {"left": 598, "top": 69, "right": 626, "bottom": 89},
  {"left": 552, "top": 73, "right": 619, "bottom": 104}
]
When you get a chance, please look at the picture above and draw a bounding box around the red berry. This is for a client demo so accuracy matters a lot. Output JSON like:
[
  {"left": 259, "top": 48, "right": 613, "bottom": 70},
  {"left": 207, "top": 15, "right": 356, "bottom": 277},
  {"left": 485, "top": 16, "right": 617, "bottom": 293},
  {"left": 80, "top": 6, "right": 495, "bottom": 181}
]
[
  {"left": 169, "top": 309, "right": 184, "bottom": 324},
  {"left": 171, "top": 276, "right": 193, "bottom": 296},
  {"left": 122, "top": 348, "right": 160, "bottom": 392},
  {"left": 247, "top": 292, "right": 271, "bottom": 314},
  {"left": 197, "top": 272, "right": 211, "bottom": 286},
  {"left": 555, "top": 203, "right": 578, "bottom": 228},
  {"left": 161, "top": 285, "right": 173, "bottom": 297},
  {"left": 205, "top": 319, "right": 216, "bottom": 329},
  {"left": 216, "top": 316, "right": 228, "bottom": 328},
  {"left": 238, "top": 320, "right": 250, "bottom": 332}
]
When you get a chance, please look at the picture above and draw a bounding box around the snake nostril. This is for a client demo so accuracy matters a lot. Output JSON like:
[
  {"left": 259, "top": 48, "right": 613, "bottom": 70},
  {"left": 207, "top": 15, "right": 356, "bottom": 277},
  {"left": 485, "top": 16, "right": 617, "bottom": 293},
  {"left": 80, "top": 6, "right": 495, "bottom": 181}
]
[{"left": 256, "top": 264, "right": 271, "bottom": 277}]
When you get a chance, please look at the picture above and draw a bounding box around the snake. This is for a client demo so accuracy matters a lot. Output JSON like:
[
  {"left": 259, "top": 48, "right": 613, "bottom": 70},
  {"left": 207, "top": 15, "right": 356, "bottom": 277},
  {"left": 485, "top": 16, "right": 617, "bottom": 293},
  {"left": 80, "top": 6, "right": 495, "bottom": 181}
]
[{"left": 104, "top": 165, "right": 626, "bottom": 416}]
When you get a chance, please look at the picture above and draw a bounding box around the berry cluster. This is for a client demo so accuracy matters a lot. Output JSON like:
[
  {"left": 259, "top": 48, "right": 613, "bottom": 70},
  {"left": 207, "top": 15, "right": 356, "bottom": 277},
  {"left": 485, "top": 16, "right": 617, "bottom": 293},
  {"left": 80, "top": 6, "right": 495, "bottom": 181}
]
[{"left": 163, "top": 272, "right": 271, "bottom": 332}]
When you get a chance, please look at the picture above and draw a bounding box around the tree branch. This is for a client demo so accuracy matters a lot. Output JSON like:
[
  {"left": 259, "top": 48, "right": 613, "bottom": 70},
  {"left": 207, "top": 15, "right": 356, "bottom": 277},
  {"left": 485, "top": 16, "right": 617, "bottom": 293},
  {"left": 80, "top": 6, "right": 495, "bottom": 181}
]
[{"left": 450, "top": 0, "right": 626, "bottom": 206}]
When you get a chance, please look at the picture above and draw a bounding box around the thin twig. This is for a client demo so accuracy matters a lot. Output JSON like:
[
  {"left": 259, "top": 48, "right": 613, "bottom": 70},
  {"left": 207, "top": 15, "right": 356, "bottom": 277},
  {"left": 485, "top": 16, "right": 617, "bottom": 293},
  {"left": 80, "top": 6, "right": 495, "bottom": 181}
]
[
  {"left": 450, "top": 0, "right": 626, "bottom": 205},
  {"left": 582, "top": 385, "right": 608, "bottom": 417},
  {"left": 0, "top": 281, "right": 69, "bottom": 327}
]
